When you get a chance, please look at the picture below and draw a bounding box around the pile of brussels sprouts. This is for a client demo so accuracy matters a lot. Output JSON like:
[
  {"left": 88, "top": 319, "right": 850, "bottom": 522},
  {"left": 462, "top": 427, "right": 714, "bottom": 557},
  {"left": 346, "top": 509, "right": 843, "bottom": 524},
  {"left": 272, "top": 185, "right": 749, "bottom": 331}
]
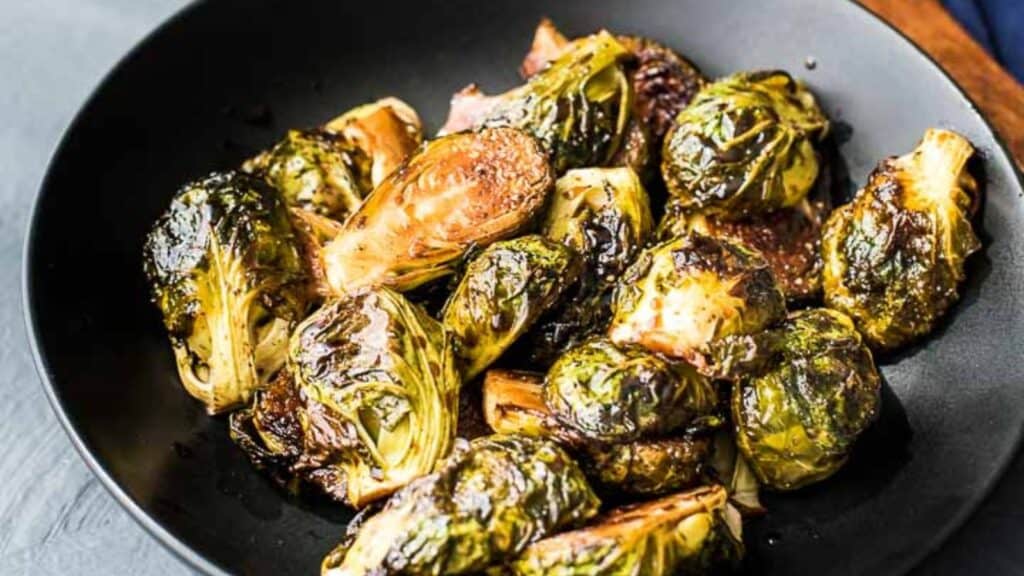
[{"left": 143, "top": 18, "right": 982, "bottom": 576}]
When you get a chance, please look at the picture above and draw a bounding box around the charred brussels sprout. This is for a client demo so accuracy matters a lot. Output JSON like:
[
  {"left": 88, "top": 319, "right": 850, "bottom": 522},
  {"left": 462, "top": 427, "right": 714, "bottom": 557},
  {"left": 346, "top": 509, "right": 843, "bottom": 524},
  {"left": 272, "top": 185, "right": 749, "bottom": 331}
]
[
  {"left": 321, "top": 435, "right": 600, "bottom": 576},
  {"left": 659, "top": 197, "right": 828, "bottom": 301},
  {"left": 545, "top": 338, "right": 718, "bottom": 443},
  {"left": 662, "top": 70, "right": 829, "bottom": 219},
  {"left": 519, "top": 20, "right": 707, "bottom": 144},
  {"left": 442, "top": 32, "right": 632, "bottom": 173},
  {"left": 246, "top": 98, "right": 422, "bottom": 221},
  {"left": 722, "top": 308, "right": 881, "bottom": 490},
  {"left": 608, "top": 234, "right": 785, "bottom": 371},
  {"left": 822, "top": 129, "right": 980, "bottom": 349},
  {"left": 511, "top": 485, "right": 744, "bottom": 575},
  {"left": 483, "top": 370, "right": 712, "bottom": 496},
  {"left": 531, "top": 167, "right": 654, "bottom": 363},
  {"left": 322, "top": 127, "right": 554, "bottom": 294},
  {"left": 290, "top": 288, "right": 460, "bottom": 506},
  {"left": 442, "top": 235, "right": 582, "bottom": 380},
  {"left": 143, "top": 171, "right": 310, "bottom": 414}
]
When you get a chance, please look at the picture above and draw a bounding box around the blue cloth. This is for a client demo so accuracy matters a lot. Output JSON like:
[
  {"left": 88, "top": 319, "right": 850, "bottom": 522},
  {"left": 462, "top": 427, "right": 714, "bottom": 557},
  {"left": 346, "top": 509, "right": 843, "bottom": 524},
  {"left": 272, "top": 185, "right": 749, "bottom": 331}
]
[{"left": 943, "top": 0, "right": 1024, "bottom": 83}]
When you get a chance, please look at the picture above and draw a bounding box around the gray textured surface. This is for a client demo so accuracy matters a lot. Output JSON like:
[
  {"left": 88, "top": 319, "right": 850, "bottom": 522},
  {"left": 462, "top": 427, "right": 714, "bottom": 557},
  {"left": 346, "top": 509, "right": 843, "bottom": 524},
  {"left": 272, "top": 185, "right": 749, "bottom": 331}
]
[
  {"left": 2, "top": 1, "right": 1023, "bottom": 575},
  {"left": 1, "top": 1, "right": 193, "bottom": 574}
]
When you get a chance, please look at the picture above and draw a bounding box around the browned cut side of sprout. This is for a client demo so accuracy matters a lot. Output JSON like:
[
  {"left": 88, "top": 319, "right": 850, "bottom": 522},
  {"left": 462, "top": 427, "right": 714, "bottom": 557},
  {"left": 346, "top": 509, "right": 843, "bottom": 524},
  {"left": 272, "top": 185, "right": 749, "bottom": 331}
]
[{"left": 322, "top": 127, "right": 554, "bottom": 295}]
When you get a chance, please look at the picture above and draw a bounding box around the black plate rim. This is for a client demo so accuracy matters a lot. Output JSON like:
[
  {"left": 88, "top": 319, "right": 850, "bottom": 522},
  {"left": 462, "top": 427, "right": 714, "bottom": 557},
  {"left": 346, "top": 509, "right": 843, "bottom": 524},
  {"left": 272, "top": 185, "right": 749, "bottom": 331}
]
[{"left": 20, "top": 1, "right": 1024, "bottom": 575}]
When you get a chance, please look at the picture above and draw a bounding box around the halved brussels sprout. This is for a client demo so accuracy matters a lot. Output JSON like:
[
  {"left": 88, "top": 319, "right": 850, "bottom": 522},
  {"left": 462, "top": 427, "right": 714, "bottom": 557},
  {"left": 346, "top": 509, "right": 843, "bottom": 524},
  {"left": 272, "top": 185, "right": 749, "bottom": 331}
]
[
  {"left": 321, "top": 435, "right": 600, "bottom": 576},
  {"left": 442, "top": 235, "right": 582, "bottom": 380},
  {"left": 483, "top": 369, "right": 712, "bottom": 496},
  {"left": 290, "top": 287, "right": 460, "bottom": 507},
  {"left": 722, "top": 308, "right": 881, "bottom": 490},
  {"left": 510, "top": 485, "right": 744, "bottom": 575},
  {"left": 822, "top": 129, "right": 981, "bottom": 349},
  {"left": 544, "top": 338, "right": 718, "bottom": 443},
  {"left": 658, "top": 197, "right": 828, "bottom": 301},
  {"left": 143, "top": 171, "right": 311, "bottom": 414},
  {"left": 608, "top": 233, "right": 786, "bottom": 371},
  {"left": 245, "top": 98, "right": 422, "bottom": 221},
  {"left": 322, "top": 127, "right": 554, "bottom": 294},
  {"left": 441, "top": 31, "right": 633, "bottom": 173},
  {"left": 530, "top": 167, "right": 654, "bottom": 364},
  {"left": 662, "top": 70, "right": 829, "bottom": 219}
]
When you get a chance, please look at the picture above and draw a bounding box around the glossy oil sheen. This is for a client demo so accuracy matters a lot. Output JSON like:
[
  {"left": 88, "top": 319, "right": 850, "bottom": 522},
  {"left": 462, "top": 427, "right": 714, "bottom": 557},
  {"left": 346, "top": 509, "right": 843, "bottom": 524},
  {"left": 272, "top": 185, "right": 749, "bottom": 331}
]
[{"left": 23, "top": 0, "right": 1024, "bottom": 575}]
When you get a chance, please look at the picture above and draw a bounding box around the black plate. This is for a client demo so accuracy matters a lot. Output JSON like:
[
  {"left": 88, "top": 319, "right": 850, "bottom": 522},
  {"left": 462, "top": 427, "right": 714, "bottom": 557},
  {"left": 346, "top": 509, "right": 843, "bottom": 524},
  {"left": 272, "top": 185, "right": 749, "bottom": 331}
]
[{"left": 23, "top": 0, "right": 1024, "bottom": 574}]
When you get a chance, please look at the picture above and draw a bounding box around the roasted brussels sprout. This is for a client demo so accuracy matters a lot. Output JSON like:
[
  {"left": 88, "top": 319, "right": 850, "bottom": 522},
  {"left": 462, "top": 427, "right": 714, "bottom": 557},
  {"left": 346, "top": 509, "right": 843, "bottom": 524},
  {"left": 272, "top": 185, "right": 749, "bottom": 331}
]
[
  {"left": 662, "top": 70, "right": 829, "bottom": 219},
  {"left": 608, "top": 233, "right": 786, "bottom": 371},
  {"left": 530, "top": 167, "right": 654, "bottom": 363},
  {"left": 822, "top": 129, "right": 981, "bottom": 349},
  {"left": 322, "top": 127, "right": 554, "bottom": 294},
  {"left": 707, "top": 430, "right": 765, "bottom": 515},
  {"left": 519, "top": 20, "right": 707, "bottom": 144},
  {"left": 245, "top": 98, "right": 421, "bottom": 221},
  {"left": 321, "top": 435, "right": 600, "bottom": 576},
  {"left": 545, "top": 338, "right": 718, "bottom": 443},
  {"left": 442, "top": 32, "right": 632, "bottom": 173},
  {"left": 719, "top": 308, "right": 881, "bottom": 490},
  {"left": 246, "top": 129, "right": 370, "bottom": 220},
  {"left": 658, "top": 197, "right": 828, "bottom": 301},
  {"left": 483, "top": 369, "right": 712, "bottom": 496},
  {"left": 229, "top": 368, "right": 305, "bottom": 489},
  {"left": 143, "top": 171, "right": 311, "bottom": 414},
  {"left": 441, "top": 235, "right": 582, "bottom": 380},
  {"left": 511, "top": 485, "right": 744, "bottom": 575},
  {"left": 290, "top": 288, "right": 460, "bottom": 506}
]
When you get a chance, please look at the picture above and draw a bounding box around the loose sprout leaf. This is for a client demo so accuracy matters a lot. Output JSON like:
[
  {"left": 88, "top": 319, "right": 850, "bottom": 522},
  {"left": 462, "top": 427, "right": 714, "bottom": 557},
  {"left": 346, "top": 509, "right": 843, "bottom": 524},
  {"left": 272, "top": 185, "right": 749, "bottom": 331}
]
[
  {"left": 662, "top": 70, "right": 829, "bottom": 219},
  {"left": 442, "top": 235, "right": 583, "bottom": 380},
  {"left": 322, "top": 435, "right": 600, "bottom": 576},
  {"left": 322, "top": 127, "right": 554, "bottom": 294},
  {"left": 246, "top": 98, "right": 422, "bottom": 222},
  {"left": 143, "top": 171, "right": 311, "bottom": 414},
  {"left": 290, "top": 287, "right": 461, "bottom": 507},
  {"left": 608, "top": 233, "right": 785, "bottom": 372},
  {"left": 510, "top": 485, "right": 744, "bottom": 575},
  {"left": 822, "top": 128, "right": 981, "bottom": 349}
]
